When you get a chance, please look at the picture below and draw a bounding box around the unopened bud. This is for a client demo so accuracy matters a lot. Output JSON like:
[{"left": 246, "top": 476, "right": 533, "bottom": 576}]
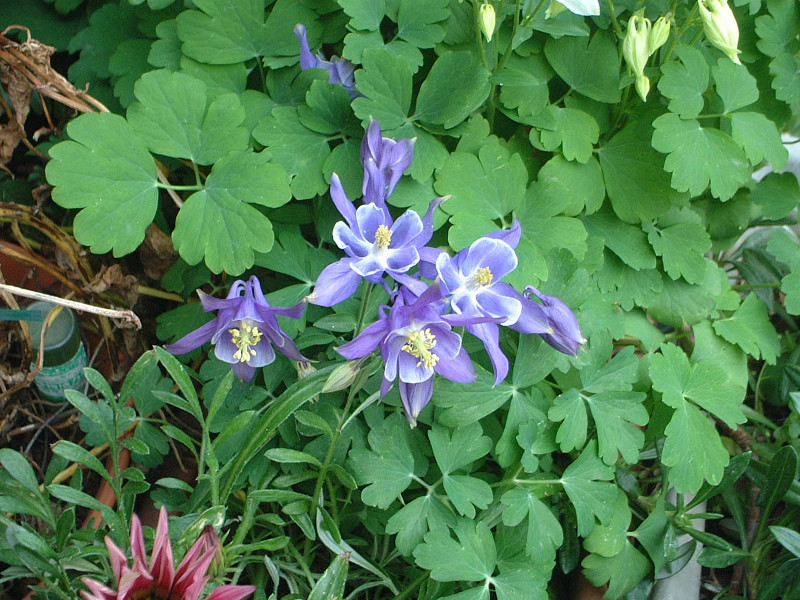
[
  {"left": 635, "top": 74, "right": 651, "bottom": 102},
  {"left": 479, "top": 3, "right": 496, "bottom": 42},
  {"left": 623, "top": 13, "right": 651, "bottom": 99},
  {"left": 698, "top": 0, "right": 741, "bottom": 64},
  {"left": 648, "top": 16, "right": 671, "bottom": 56},
  {"left": 321, "top": 361, "right": 360, "bottom": 393}
]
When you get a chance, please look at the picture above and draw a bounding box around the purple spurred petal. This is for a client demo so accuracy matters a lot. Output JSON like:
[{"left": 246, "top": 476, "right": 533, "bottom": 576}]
[
  {"left": 485, "top": 220, "right": 522, "bottom": 249},
  {"left": 509, "top": 292, "right": 551, "bottom": 335},
  {"left": 461, "top": 238, "right": 518, "bottom": 282},
  {"left": 336, "top": 317, "right": 389, "bottom": 359},
  {"left": 410, "top": 196, "right": 446, "bottom": 248},
  {"left": 354, "top": 202, "right": 391, "bottom": 242},
  {"left": 384, "top": 246, "right": 420, "bottom": 274},
  {"left": 293, "top": 24, "right": 318, "bottom": 70},
  {"left": 333, "top": 222, "right": 372, "bottom": 256},
  {"left": 476, "top": 283, "right": 523, "bottom": 325},
  {"left": 399, "top": 378, "right": 434, "bottom": 426},
  {"left": 467, "top": 322, "right": 509, "bottom": 384},
  {"left": 330, "top": 174, "right": 357, "bottom": 229},
  {"left": 164, "top": 317, "right": 220, "bottom": 355},
  {"left": 309, "top": 259, "right": 363, "bottom": 307}
]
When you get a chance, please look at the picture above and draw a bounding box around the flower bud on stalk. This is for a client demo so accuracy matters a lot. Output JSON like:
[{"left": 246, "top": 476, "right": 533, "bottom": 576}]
[
  {"left": 698, "top": 0, "right": 741, "bottom": 64},
  {"left": 623, "top": 13, "right": 652, "bottom": 101},
  {"left": 479, "top": 2, "right": 496, "bottom": 42},
  {"left": 648, "top": 16, "right": 671, "bottom": 56},
  {"left": 322, "top": 361, "right": 361, "bottom": 393}
]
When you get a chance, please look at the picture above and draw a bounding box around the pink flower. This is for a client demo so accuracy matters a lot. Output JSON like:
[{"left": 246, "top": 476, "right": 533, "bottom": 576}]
[{"left": 81, "top": 507, "right": 256, "bottom": 600}]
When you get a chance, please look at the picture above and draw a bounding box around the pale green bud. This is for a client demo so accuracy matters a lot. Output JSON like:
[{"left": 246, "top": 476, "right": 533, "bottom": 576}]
[
  {"left": 296, "top": 360, "right": 317, "bottom": 380},
  {"left": 647, "top": 16, "right": 671, "bottom": 56},
  {"left": 545, "top": 0, "right": 568, "bottom": 18},
  {"left": 321, "top": 361, "right": 361, "bottom": 393},
  {"left": 635, "top": 74, "right": 651, "bottom": 102},
  {"left": 479, "top": 2, "right": 496, "bottom": 42},
  {"left": 698, "top": 0, "right": 741, "bottom": 64},
  {"left": 623, "top": 13, "right": 651, "bottom": 79}
]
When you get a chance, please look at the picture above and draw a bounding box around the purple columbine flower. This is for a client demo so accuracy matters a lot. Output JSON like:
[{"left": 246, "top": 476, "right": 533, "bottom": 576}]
[
  {"left": 337, "top": 284, "right": 479, "bottom": 426},
  {"left": 294, "top": 24, "right": 359, "bottom": 98},
  {"left": 165, "top": 276, "right": 306, "bottom": 382},
  {"left": 361, "top": 119, "right": 415, "bottom": 209},
  {"left": 511, "top": 286, "right": 586, "bottom": 356},
  {"left": 307, "top": 174, "right": 443, "bottom": 307},
  {"left": 435, "top": 232, "right": 528, "bottom": 384}
]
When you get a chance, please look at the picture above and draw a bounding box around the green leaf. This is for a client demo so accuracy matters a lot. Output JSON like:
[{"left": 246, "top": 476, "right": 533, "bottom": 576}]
[
  {"left": 492, "top": 569, "right": 549, "bottom": 600},
  {"left": 343, "top": 32, "right": 424, "bottom": 72},
  {"left": 512, "top": 211, "right": 588, "bottom": 286},
  {"left": 386, "top": 493, "right": 455, "bottom": 556},
  {"left": 549, "top": 389, "right": 587, "bottom": 453},
  {"left": 501, "top": 488, "right": 563, "bottom": 561},
  {"left": 584, "top": 490, "right": 630, "bottom": 557},
  {"left": 651, "top": 343, "right": 746, "bottom": 426},
  {"left": 348, "top": 413, "right": 421, "bottom": 509},
  {"left": 663, "top": 401, "right": 730, "bottom": 493},
  {"left": 730, "top": 112, "right": 788, "bottom": 169},
  {"left": 647, "top": 262, "right": 725, "bottom": 327},
  {"left": 652, "top": 112, "right": 750, "bottom": 201},
  {"left": 51, "top": 441, "right": 112, "bottom": 485},
  {"left": 414, "top": 519, "right": 496, "bottom": 582},
  {"left": 352, "top": 49, "right": 413, "bottom": 130},
  {"left": 770, "top": 52, "right": 800, "bottom": 114},
  {"left": 771, "top": 525, "right": 800, "bottom": 559},
  {"left": 587, "top": 392, "right": 648, "bottom": 465},
  {"left": 713, "top": 293, "right": 780, "bottom": 364},
  {"left": 396, "top": 0, "right": 449, "bottom": 47},
  {"left": 436, "top": 142, "right": 527, "bottom": 222},
  {"left": 494, "top": 53, "right": 552, "bottom": 118},
  {"left": 533, "top": 155, "right": 605, "bottom": 216},
  {"left": 255, "top": 229, "right": 335, "bottom": 288},
  {"left": 583, "top": 212, "right": 656, "bottom": 270},
  {"left": 340, "top": 0, "right": 386, "bottom": 30},
  {"left": 415, "top": 51, "right": 490, "bottom": 128},
  {"left": 559, "top": 441, "right": 616, "bottom": 536},
  {"left": 631, "top": 498, "right": 669, "bottom": 573},
  {"left": 544, "top": 31, "right": 620, "bottom": 103},
  {"left": 127, "top": 71, "right": 248, "bottom": 164},
  {"left": 581, "top": 345, "right": 639, "bottom": 393},
  {"left": 429, "top": 423, "right": 492, "bottom": 475},
  {"left": 712, "top": 58, "right": 759, "bottom": 114},
  {"left": 759, "top": 445, "right": 798, "bottom": 518},
  {"left": 581, "top": 541, "right": 650, "bottom": 599},
  {"left": 46, "top": 112, "right": 158, "bottom": 257},
  {"left": 172, "top": 151, "right": 287, "bottom": 274},
  {"left": 646, "top": 218, "right": 712, "bottom": 284},
  {"left": 751, "top": 172, "right": 799, "bottom": 220},
  {"left": 433, "top": 364, "right": 516, "bottom": 426},
  {"left": 657, "top": 45, "right": 710, "bottom": 119},
  {"left": 530, "top": 106, "right": 599, "bottom": 163},
  {"left": 253, "top": 107, "right": 331, "bottom": 200},
  {"left": 597, "top": 118, "right": 686, "bottom": 222},
  {"left": 444, "top": 474, "right": 493, "bottom": 518}
]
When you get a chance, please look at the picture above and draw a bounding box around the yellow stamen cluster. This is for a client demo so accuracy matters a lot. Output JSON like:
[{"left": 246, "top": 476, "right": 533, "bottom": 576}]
[
  {"left": 402, "top": 328, "right": 439, "bottom": 369},
  {"left": 229, "top": 321, "right": 263, "bottom": 363},
  {"left": 375, "top": 225, "right": 392, "bottom": 248},
  {"left": 474, "top": 267, "right": 494, "bottom": 286}
]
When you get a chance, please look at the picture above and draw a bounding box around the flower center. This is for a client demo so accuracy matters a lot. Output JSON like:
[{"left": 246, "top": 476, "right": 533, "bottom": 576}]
[
  {"left": 374, "top": 225, "right": 392, "bottom": 248},
  {"left": 402, "top": 328, "right": 439, "bottom": 369},
  {"left": 468, "top": 266, "right": 494, "bottom": 289},
  {"left": 229, "top": 321, "right": 263, "bottom": 363}
]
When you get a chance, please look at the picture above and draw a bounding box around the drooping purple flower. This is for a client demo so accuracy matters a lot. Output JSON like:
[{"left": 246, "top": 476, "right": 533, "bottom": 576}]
[
  {"left": 512, "top": 285, "right": 586, "bottom": 356},
  {"left": 294, "top": 24, "right": 359, "bottom": 98},
  {"left": 308, "top": 174, "right": 444, "bottom": 307},
  {"left": 337, "top": 283, "right": 479, "bottom": 426},
  {"left": 361, "top": 119, "right": 416, "bottom": 209},
  {"left": 436, "top": 236, "right": 524, "bottom": 384},
  {"left": 165, "top": 276, "right": 306, "bottom": 382}
]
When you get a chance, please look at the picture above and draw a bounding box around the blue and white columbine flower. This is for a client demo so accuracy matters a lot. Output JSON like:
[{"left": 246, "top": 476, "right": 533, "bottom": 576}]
[
  {"left": 165, "top": 276, "right": 306, "bottom": 382},
  {"left": 308, "top": 174, "right": 443, "bottom": 307},
  {"left": 294, "top": 24, "right": 359, "bottom": 98},
  {"left": 337, "top": 284, "right": 481, "bottom": 426}
]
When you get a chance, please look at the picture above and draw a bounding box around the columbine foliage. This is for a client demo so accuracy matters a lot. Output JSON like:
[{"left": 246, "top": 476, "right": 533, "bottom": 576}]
[{"left": 0, "top": 0, "right": 798, "bottom": 598}]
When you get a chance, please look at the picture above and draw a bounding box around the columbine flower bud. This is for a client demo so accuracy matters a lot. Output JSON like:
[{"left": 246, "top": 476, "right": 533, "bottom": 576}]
[
  {"left": 321, "top": 361, "right": 361, "bottom": 393},
  {"left": 623, "top": 13, "right": 652, "bottom": 101},
  {"left": 698, "top": 0, "right": 741, "bottom": 64},
  {"left": 297, "top": 361, "right": 317, "bottom": 380},
  {"left": 479, "top": 3, "right": 496, "bottom": 42},
  {"left": 648, "top": 16, "right": 671, "bottom": 56}
]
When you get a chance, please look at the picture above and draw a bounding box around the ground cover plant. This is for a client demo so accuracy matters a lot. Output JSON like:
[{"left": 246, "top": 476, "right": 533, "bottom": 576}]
[{"left": 1, "top": 0, "right": 800, "bottom": 599}]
